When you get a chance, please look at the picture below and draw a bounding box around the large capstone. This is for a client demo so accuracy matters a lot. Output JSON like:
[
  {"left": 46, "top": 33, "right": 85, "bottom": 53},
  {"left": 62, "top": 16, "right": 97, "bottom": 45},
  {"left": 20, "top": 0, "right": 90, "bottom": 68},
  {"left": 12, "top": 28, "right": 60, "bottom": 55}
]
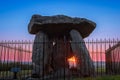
[{"left": 28, "top": 15, "right": 96, "bottom": 38}]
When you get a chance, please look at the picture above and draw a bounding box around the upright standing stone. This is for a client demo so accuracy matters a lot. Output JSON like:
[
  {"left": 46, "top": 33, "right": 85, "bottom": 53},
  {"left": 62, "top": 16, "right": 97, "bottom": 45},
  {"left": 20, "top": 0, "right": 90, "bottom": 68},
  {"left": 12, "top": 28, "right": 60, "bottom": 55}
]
[
  {"left": 32, "top": 31, "right": 50, "bottom": 77},
  {"left": 70, "top": 30, "right": 95, "bottom": 76}
]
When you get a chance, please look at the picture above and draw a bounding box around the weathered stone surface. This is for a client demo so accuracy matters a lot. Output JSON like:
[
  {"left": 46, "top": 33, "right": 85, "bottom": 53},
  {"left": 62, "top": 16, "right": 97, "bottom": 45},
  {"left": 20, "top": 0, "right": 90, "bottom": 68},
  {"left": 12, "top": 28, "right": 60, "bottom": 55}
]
[
  {"left": 32, "top": 31, "right": 51, "bottom": 76},
  {"left": 28, "top": 15, "right": 96, "bottom": 38},
  {"left": 51, "top": 39, "right": 69, "bottom": 70},
  {"left": 70, "top": 30, "right": 95, "bottom": 76}
]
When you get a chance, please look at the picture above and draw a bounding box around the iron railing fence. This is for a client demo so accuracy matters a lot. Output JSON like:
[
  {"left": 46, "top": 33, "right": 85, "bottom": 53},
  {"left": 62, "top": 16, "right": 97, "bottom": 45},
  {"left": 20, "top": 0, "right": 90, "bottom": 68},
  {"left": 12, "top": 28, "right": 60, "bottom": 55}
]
[{"left": 0, "top": 39, "right": 119, "bottom": 80}]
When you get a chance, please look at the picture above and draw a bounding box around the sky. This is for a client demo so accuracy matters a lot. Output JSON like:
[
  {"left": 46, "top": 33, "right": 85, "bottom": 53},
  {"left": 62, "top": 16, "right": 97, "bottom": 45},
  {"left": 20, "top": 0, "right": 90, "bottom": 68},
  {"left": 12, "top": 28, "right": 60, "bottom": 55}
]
[{"left": 0, "top": 0, "right": 120, "bottom": 40}]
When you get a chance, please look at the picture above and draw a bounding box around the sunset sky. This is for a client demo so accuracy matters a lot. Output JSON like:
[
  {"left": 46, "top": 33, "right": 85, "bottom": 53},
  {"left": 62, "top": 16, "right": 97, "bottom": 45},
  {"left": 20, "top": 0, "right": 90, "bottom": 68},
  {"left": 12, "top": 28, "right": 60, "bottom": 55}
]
[{"left": 0, "top": 0, "right": 120, "bottom": 40}]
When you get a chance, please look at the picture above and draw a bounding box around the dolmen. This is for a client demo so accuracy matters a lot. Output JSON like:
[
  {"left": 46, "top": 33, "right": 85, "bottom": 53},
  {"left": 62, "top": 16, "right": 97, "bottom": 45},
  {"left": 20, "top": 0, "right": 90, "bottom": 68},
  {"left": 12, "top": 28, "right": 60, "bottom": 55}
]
[{"left": 28, "top": 14, "right": 96, "bottom": 79}]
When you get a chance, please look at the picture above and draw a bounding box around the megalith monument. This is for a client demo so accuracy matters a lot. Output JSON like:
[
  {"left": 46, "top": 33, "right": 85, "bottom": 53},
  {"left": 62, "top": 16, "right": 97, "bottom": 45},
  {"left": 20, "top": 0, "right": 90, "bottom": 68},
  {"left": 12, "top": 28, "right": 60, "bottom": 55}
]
[{"left": 28, "top": 14, "right": 96, "bottom": 78}]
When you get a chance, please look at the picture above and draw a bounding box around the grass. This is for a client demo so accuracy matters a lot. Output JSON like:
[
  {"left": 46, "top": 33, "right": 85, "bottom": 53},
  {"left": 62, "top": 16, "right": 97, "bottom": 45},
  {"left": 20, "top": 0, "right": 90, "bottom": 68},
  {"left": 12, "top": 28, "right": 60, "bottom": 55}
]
[
  {"left": 73, "top": 75, "right": 120, "bottom": 80},
  {"left": 0, "top": 70, "right": 120, "bottom": 80},
  {"left": 95, "top": 67, "right": 106, "bottom": 73},
  {"left": 0, "top": 70, "right": 31, "bottom": 78}
]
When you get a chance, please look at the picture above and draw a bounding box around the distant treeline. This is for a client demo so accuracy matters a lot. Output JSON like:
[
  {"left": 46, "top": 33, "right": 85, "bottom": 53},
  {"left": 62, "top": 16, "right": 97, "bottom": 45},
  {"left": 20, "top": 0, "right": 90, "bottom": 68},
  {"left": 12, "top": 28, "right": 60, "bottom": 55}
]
[{"left": 0, "top": 62, "right": 32, "bottom": 71}]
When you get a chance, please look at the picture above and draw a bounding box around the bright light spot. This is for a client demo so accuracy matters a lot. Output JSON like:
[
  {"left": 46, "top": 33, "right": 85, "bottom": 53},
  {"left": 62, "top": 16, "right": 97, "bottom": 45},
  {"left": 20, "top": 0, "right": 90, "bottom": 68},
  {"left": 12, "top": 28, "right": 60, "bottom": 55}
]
[{"left": 68, "top": 56, "right": 77, "bottom": 68}]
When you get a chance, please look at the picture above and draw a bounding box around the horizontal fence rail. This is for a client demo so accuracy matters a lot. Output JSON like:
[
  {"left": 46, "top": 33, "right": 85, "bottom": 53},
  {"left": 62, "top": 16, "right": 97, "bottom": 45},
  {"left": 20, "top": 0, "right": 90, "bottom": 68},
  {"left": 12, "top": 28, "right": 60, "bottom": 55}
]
[{"left": 0, "top": 40, "right": 120, "bottom": 80}]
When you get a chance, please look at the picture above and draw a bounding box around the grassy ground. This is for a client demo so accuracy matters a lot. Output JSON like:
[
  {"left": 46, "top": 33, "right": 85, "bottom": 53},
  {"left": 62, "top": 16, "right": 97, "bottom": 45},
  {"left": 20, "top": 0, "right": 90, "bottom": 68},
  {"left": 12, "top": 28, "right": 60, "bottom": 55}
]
[
  {"left": 73, "top": 75, "right": 120, "bottom": 80},
  {"left": 0, "top": 70, "right": 31, "bottom": 78},
  {"left": 0, "top": 70, "right": 120, "bottom": 80}
]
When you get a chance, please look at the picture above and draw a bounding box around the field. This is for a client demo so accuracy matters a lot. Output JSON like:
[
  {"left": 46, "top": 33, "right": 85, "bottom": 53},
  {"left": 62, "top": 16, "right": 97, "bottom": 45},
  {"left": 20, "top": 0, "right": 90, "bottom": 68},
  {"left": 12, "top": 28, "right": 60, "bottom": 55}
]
[
  {"left": 73, "top": 75, "right": 120, "bottom": 80},
  {"left": 0, "top": 70, "right": 31, "bottom": 79},
  {"left": 0, "top": 63, "right": 117, "bottom": 79},
  {"left": 0, "top": 70, "right": 120, "bottom": 80}
]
